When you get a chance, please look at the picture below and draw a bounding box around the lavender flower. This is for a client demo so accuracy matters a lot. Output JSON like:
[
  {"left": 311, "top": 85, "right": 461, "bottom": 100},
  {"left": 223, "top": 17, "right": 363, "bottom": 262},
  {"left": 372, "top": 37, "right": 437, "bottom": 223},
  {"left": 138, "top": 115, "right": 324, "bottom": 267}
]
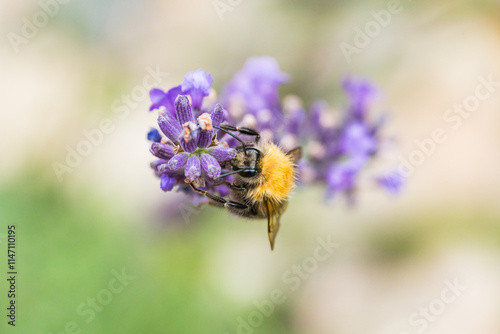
[
  {"left": 149, "top": 85, "right": 182, "bottom": 118},
  {"left": 299, "top": 76, "right": 399, "bottom": 201},
  {"left": 342, "top": 76, "right": 379, "bottom": 121},
  {"left": 326, "top": 158, "right": 362, "bottom": 200},
  {"left": 149, "top": 69, "right": 213, "bottom": 116},
  {"left": 181, "top": 69, "right": 213, "bottom": 109},
  {"left": 146, "top": 58, "right": 403, "bottom": 204},
  {"left": 150, "top": 93, "right": 236, "bottom": 192},
  {"left": 222, "top": 57, "right": 289, "bottom": 129}
]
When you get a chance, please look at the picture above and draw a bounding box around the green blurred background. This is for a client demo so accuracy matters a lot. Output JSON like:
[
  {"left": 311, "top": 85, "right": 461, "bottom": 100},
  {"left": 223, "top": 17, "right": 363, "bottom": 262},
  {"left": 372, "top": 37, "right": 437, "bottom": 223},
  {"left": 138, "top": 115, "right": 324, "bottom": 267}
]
[{"left": 1, "top": 0, "right": 500, "bottom": 333}]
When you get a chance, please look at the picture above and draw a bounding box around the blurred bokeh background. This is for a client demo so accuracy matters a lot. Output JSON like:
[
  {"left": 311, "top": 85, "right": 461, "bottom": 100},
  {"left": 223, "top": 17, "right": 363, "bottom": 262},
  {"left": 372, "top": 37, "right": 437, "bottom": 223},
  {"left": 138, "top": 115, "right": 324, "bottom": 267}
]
[{"left": 1, "top": 0, "right": 500, "bottom": 333}]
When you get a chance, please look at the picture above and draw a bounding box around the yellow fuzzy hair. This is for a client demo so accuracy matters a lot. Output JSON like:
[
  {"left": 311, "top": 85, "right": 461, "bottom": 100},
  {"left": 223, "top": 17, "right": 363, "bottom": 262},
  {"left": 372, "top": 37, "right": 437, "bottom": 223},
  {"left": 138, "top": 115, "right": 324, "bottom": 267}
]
[{"left": 248, "top": 141, "right": 296, "bottom": 205}]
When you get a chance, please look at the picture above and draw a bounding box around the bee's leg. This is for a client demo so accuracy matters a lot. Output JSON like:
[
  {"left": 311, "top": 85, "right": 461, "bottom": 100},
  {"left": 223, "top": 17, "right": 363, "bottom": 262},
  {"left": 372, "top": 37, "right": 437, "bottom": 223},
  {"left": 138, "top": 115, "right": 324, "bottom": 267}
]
[
  {"left": 218, "top": 124, "right": 260, "bottom": 143},
  {"left": 212, "top": 180, "right": 245, "bottom": 191},
  {"left": 188, "top": 184, "right": 248, "bottom": 210}
]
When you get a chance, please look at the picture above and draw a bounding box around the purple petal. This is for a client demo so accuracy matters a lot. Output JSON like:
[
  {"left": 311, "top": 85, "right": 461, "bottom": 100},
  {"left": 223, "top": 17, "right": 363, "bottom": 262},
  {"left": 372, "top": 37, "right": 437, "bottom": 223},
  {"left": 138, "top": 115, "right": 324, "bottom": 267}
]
[
  {"left": 149, "top": 86, "right": 182, "bottom": 118},
  {"left": 150, "top": 142, "right": 175, "bottom": 160},
  {"left": 168, "top": 152, "right": 189, "bottom": 170},
  {"left": 150, "top": 159, "right": 169, "bottom": 177},
  {"left": 147, "top": 128, "right": 162, "bottom": 142},
  {"left": 339, "top": 122, "right": 377, "bottom": 158},
  {"left": 377, "top": 171, "right": 404, "bottom": 195},
  {"left": 149, "top": 88, "right": 166, "bottom": 111},
  {"left": 160, "top": 174, "right": 176, "bottom": 192},
  {"left": 342, "top": 76, "right": 379, "bottom": 121},
  {"left": 211, "top": 104, "right": 225, "bottom": 127},
  {"left": 326, "top": 158, "right": 365, "bottom": 196},
  {"left": 181, "top": 70, "right": 213, "bottom": 109},
  {"left": 174, "top": 96, "right": 199, "bottom": 152},
  {"left": 222, "top": 57, "right": 289, "bottom": 116},
  {"left": 285, "top": 107, "right": 306, "bottom": 137},
  {"left": 200, "top": 153, "right": 221, "bottom": 179},
  {"left": 196, "top": 113, "right": 214, "bottom": 149},
  {"left": 158, "top": 115, "right": 182, "bottom": 143},
  {"left": 180, "top": 139, "right": 198, "bottom": 153},
  {"left": 184, "top": 155, "right": 201, "bottom": 181},
  {"left": 175, "top": 95, "right": 196, "bottom": 123},
  {"left": 179, "top": 120, "right": 198, "bottom": 153},
  {"left": 207, "top": 146, "right": 237, "bottom": 162}
]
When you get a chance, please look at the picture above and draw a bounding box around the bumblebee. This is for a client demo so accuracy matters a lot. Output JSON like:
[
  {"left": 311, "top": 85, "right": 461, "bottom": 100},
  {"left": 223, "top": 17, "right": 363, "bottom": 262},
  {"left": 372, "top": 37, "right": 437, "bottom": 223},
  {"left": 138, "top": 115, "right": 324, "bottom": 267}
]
[{"left": 189, "top": 124, "right": 301, "bottom": 250}]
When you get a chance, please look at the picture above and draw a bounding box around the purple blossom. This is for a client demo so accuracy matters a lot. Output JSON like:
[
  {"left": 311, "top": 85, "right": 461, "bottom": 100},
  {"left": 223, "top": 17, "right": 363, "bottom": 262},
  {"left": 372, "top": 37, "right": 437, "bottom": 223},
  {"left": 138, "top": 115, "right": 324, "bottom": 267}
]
[
  {"left": 149, "top": 85, "right": 182, "bottom": 118},
  {"left": 299, "top": 76, "right": 401, "bottom": 200},
  {"left": 200, "top": 153, "right": 221, "bottom": 179},
  {"left": 377, "top": 171, "right": 404, "bottom": 195},
  {"left": 326, "top": 159, "right": 361, "bottom": 198},
  {"left": 147, "top": 128, "right": 162, "bottom": 142},
  {"left": 148, "top": 92, "right": 236, "bottom": 193},
  {"left": 185, "top": 155, "right": 201, "bottom": 181},
  {"left": 150, "top": 159, "right": 168, "bottom": 177},
  {"left": 181, "top": 69, "right": 213, "bottom": 110},
  {"left": 150, "top": 142, "right": 175, "bottom": 160},
  {"left": 207, "top": 146, "right": 237, "bottom": 162},
  {"left": 222, "top": 57, "right": 289, "bottom": 127},
  {"left": 342, "top": 76, "right": 379, "bottom": 121},
  {"left": 197, "top": 104, "right": 224, "bottom": 148},
  {"left": 149, "top": 69, "right": 213, "bottom": 117},
  {"left": 157, "top": 114, "right": 182, "bottom": 143},
  {"left": 338, "top": 122, "right": 377, "bottom": 158},
  {"left": 167, "top": 152, "right": 188, "bottom": 170},
  {"left": 146, "top": 59, "right": 402, "bottom": 205},
  {"left": 160, "top": 174, "right": 176, "bottom": 192}
]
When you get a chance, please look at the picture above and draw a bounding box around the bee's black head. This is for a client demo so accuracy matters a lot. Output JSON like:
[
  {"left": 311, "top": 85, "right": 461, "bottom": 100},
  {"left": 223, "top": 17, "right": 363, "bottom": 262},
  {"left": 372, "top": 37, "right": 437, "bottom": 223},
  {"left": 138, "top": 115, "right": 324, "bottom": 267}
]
[{"left": 230, "top": 145, "right": 261, "bottom": 179}]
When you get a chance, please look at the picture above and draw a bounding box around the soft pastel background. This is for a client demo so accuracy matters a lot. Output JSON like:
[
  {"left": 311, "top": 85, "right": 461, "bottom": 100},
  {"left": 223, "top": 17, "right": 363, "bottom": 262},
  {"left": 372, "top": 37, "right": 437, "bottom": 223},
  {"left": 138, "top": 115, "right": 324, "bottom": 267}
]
[{"left": 1, "top": 0, "right": 500, "bottom": 333}]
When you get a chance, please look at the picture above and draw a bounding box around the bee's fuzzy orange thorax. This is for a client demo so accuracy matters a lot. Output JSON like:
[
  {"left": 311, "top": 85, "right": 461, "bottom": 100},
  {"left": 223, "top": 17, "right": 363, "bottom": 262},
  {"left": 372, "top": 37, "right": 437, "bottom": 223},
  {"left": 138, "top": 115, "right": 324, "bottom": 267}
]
[{"left": 249, "top": 142, "right": 296, "bottom": 204}]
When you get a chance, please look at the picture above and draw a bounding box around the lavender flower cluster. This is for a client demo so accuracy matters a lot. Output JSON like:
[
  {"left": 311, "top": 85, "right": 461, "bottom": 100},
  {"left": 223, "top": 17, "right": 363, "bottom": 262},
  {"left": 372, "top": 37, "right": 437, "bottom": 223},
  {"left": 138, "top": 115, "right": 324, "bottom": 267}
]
[{"left": 147, "top": 57, "right": 402, "bottom": 204}]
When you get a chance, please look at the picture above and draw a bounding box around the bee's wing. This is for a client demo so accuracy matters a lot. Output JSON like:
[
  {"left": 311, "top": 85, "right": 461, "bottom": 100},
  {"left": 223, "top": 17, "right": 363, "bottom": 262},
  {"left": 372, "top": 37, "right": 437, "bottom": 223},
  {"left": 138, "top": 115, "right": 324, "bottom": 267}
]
[
  {"left": 264, "top": 200, "right": 282, "bottom": 251},
  {"left": 286, "top": 147, "right": 302, "bottom": 165}
]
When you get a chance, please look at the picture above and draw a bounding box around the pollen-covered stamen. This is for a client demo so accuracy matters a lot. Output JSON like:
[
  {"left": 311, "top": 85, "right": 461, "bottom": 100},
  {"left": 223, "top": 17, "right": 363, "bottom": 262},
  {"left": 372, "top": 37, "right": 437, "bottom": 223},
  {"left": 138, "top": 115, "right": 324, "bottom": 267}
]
[
  {"left": 197, "top": 113, "right": 213, "bottom": 131},
  {"left": 182, "top": 121, "right": 197, "bottom": 143}
]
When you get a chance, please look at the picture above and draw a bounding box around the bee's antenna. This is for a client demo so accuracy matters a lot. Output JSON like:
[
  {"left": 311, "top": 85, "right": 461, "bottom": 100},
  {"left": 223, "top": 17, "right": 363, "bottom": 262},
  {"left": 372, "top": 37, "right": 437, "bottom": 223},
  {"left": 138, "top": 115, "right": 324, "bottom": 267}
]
[
  {"left": 213, "top": 126, "right": 247, "bottom": 155},
  {"left": 217, "top": 169, "right": 244, "bottom": 179}
]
